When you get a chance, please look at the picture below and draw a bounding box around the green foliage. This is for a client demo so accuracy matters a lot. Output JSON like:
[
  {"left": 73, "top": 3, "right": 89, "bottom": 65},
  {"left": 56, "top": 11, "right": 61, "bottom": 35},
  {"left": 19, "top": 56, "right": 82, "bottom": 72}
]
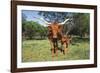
[
  {"left": 24, "top": 21, "right": 34, "bottom": 39},
  {"left": 22, "top": 21, "right": 47, "bottom": 40},
  {"left": 70, "top": 13, "right": 90, "bottom": 37}
]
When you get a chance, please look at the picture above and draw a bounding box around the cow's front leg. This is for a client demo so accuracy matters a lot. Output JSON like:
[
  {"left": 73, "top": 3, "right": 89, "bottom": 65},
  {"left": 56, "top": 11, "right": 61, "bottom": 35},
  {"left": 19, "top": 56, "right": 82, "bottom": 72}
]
[
  {"left": 49, "top": 40, "right": 55, "bottom": 57},
  {"left": 55, "top": 41, "right": 58, "bottom": 56},
  {"left": 53, "top": 38, "right": 58, "bottom": 56}
]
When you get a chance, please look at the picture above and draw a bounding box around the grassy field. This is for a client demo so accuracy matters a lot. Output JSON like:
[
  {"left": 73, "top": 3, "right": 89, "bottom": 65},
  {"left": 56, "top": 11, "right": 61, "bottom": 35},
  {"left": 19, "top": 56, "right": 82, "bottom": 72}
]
[{"left": 22, "top": 38, "right": 90, "bottom": 62}]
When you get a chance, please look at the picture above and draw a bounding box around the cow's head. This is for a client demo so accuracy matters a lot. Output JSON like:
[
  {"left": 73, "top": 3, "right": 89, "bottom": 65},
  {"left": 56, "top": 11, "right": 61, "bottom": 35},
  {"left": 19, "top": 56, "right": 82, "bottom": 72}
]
[{"left": 48, "top": 22, "right": 63, "bottom": 39}]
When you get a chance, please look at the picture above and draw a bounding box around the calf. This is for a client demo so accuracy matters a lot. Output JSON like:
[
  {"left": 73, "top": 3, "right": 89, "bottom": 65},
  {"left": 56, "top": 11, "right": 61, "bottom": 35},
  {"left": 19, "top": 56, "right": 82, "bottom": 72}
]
[{"left": 61, "top": 35, "right": 72, "bottom": 55}]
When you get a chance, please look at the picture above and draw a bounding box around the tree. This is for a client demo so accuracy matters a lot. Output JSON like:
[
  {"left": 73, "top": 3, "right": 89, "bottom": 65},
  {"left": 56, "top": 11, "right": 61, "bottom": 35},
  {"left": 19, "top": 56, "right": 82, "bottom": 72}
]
[
  {"left": 38, "top": 11, "right": 72, "bottom": 23},
  {"left": 22, "top": 20, "right": 47, "bottom": 40},
  {"left": 22, "top": 13, "right": 27, "bottom": 32},
  {"left": 24, "top": 21, "right": 35, "bottom": 39},
  {"left": 72, "top": 13, "right": 90, "bottom": 37}
]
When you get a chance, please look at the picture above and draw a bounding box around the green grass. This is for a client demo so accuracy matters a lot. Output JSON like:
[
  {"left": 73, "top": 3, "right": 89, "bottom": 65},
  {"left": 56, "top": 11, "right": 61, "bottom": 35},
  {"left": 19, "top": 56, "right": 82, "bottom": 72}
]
[{"left": 22, "top": 38, "right": 90, "bottom": 62}]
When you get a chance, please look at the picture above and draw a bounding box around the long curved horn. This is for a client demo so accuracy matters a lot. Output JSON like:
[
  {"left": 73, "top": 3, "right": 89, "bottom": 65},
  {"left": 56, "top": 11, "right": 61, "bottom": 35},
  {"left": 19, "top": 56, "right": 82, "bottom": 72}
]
[
  {"left": 40, "top": 17, "right": 51, "bottom": 25},
  {"left": 66, "top": 21, "right": 74, "bottom": 35},
  {"left": 33, "top": 16, "right": 51, "bottom": 25},
  {"left": 59, "top": 18, "right": 69, "bottom": 25}
]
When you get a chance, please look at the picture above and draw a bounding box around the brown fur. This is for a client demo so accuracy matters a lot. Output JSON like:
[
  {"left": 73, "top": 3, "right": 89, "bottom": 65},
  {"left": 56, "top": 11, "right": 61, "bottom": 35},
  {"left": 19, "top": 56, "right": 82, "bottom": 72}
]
[
  {"left": 47, "top": 22, "right": 72, "bottom": 56},
  {"left": 48, "top": 23, "right": 62, "bottom": 57},
  {"left": 61, "top": 35, "right": 72, "bottom": 54}
]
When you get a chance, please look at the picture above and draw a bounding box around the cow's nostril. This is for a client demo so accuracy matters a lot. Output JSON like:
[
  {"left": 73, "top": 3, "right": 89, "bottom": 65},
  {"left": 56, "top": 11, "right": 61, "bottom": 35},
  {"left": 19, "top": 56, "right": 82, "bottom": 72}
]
[{"left": 53, "top": 35, "right": 57, "bottom": 38}]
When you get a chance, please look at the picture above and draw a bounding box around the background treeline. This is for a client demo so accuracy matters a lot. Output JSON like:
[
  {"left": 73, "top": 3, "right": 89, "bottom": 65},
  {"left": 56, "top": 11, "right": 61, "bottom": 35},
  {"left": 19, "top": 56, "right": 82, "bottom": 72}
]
[{"left": 22, "top": 11, "right": 90, "bottom": 40}]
